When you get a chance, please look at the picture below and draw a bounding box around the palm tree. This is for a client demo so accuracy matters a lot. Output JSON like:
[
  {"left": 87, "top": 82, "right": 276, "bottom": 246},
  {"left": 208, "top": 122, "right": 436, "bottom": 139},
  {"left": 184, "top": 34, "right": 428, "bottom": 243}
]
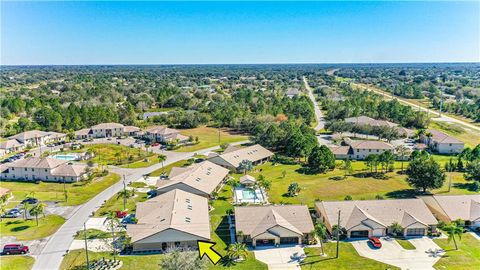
[
  {"left": 117, "top": 189, "right": 133, "bottom": 210},
  {"left": 236, "top": 230, "right": 244, "bottom": 243},
  {"left": 287, "top": 183, "right": 300, "bottom": 197},
  {"left": 158, "top": 154, "right": 167, "bottom": 172},
  {"left": 389, "top": 222, "right": 404, "bottom": 237},
  {"left": 395, "top": 145, "right": 410, "bottom": 172},
  {"left": 313, "top": 223, "right": 327, "bottom": 255},
  {"left": 238, "top": 160, "right": 253, "bottom": 175},
  {"left": 104, "top": 212, "right": 120, "bottom": 261},
  {"left": 443, "top": 222, "right": 464, "bottom": 250},
  {"left": 227, "top": 242, "right": 248, "bottom": 260},
  {"left": 29, "top": 203, "right": 46, "bottom": 226}
]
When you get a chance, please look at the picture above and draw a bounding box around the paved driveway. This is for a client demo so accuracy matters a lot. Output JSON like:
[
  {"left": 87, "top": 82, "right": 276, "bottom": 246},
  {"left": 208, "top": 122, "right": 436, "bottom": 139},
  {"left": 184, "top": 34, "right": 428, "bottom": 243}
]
[
  {"left": 254, "top": 245, "right": 305, "bottom": 270},
  {"left": 351, "top": 237, "right": 444, "bottom": 270}
]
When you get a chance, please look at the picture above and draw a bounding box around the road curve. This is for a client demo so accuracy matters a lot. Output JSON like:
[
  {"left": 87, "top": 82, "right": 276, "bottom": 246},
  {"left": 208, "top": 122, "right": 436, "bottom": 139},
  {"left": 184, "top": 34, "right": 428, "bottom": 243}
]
[
  {"left": 303, "top": 76, "right": 325, "bottom": 131},
  {"left": 32, "top": 141, "right": 248, "bottom": 270}
]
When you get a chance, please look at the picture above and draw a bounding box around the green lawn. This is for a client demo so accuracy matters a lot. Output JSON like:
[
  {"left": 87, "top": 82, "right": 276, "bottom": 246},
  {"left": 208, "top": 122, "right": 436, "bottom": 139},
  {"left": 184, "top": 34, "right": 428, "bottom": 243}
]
[
  {"left": 395, "top": 239, "right": 416, "bottom": 250},
  {"left": 119, "top": 156, "right": 159, "bottom": 168},
  {"left": 234, "top": 161, "right": 475, "bottom": 207},
  {"left": 302, "top": 242, "right": 399, "bottom": 270},
  {"left": 94, "top": 191, "right": 148, "bottom": 217},
  {"left": 0, "top": 173, "right": 121, "bottom": 206},
  {"left": 174, "top": 126, "right": 248, "bottom": 152},
  {"left": 72, "top": 144, "right": 155, "bottom": 166},
  {"left": 0, "top": 256, "right": 35, "bottom": 270},
  {"left": 60, "top": 249, "right": 164, "bottom": 270},
  {"left": 73, "top": 229, "right": 126, "bottom": 240},
  {"left": 434, "top": 233, "right": 480, "bottom": 270},
  {"left": 147, "top": 159, "right": 190, "bottom": 177},
  {"left": 0, "top": 215, "right": 65, "bottom": 240}
]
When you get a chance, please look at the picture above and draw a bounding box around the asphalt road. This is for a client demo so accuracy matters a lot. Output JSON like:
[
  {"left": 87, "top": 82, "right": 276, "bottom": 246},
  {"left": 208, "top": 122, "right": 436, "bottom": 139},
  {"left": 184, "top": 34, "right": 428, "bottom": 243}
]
[
  {"left": 31, "top": 141, "right": 248, "bottom": 270},
  {"left": 303, "top": 76, "right": 325, "bottom": 132}
]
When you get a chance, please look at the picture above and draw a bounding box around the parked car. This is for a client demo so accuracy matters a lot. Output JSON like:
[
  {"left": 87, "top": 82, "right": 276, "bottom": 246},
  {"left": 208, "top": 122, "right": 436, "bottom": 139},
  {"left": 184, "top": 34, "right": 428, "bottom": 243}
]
[
  {"left": 21, "top": 198, "right": 38, "bottom": 205},
  {"left": 121, "top": 214, "right": 136, "bottom": 224},
  {"left": 369, "top": 237, "right": 382, "bottom": 248},
  {"left": 115, "top": 210, "right": 128, "bottom": 218},
  {"left": 151, "top": 143, "right": 160, "bottom": 147},
  {"left": 2, "top": 209, "right": 23, "bottom": 218},
  {"left": 2, "top": 244, "right": 29, "bottom": 255}
]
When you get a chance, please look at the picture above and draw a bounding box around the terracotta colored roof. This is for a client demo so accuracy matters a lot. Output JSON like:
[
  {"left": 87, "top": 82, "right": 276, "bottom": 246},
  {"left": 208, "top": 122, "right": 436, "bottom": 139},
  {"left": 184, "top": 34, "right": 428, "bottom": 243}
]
[
  {"left": 127, "top": 189, "right": 210, "bottom": 242},
  {"left": 51, "top": 163, "right": 88, "bottom": 177},
  {"left": 9, "top": 157, "right": 67, "bottom": 169},
  {"left": 425, "top": 195, "right": 480, "bottom": 221},
  {"left": 235, "top": 205, "right": 314, "bottom": 237},
  {"left": 124, "top": 126, "right": 140, "bottom": 132},
  {"left": 75, "top": 128, "right": 92, "bottom": 136},
  {"left": 144, "top": 126, "right": 179, "bottom": 135},
  {"left": 328, "top": 146, "right": 351, "bottom": 155}
]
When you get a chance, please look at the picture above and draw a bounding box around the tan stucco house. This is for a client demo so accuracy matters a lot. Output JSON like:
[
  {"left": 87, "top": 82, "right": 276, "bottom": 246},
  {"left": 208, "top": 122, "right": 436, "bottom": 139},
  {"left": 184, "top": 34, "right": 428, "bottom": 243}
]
[
  {"left": 316, "top": 199, "right": 438, "bottom": 238},
  {"left": 420, "top": 195, "right": 480, "bottom": 228},
  {"left": 208, "top": 144, "right": 274, "bottom": 171},
  {"left": 235, "top": 205, "right": 314, "bottom": 247}
]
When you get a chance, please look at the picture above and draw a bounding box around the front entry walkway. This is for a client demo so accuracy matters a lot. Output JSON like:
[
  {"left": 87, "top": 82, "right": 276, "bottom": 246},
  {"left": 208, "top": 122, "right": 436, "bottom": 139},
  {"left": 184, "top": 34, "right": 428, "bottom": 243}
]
[
  {"left": 351, "top": 237, "right": 444, "bottom": 270},
  {"left": 254, "top": 245, "right": 305, "bottom": 270}
]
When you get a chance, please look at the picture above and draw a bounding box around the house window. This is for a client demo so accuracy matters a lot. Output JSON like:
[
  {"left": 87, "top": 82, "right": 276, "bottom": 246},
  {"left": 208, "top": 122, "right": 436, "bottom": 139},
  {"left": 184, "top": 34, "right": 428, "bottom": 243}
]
[
  {"left": 45, "top": 169, "right": 48, "bottom": 172},
  {"left": 25, "top": 168, "right": 27, "bottom": 171},
  {"left": 31, "top": 168, "right": 34, "bottom": 172},
  {"left": 46, "top": 176, "right": 48, "bottom": 180},
  {"left": 357, "top": 149, "right": 359, "bottom": 153},
  {"left": 376, "top": 150, "right": 379, "bottom": 152},
  {"left": 369, "top": 149, "right": 371, "bottom": 152}
]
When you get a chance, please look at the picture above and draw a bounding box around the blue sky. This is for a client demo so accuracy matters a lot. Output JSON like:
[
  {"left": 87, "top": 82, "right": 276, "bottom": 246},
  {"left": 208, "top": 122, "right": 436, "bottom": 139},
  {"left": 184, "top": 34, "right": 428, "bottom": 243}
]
[{"left": 1, "top": 1, "right": 479, "bottom": 65}]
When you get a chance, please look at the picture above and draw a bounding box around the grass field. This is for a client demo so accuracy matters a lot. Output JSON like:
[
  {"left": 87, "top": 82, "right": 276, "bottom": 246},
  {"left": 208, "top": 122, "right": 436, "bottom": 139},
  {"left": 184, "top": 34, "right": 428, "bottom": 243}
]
[
  {"left": 147, "top": 159, "right": 190, "bottom": 177},
  {"left": 395, "top": 239, "right": 416, "bottom": 250},
  {"left": 0, "top": 173, "right": 120, "bottom": 206},
  {"left": 60, "top": 249, "right": 164, "bottom": 270},
  {"left": 302, "top": 242, "right": 399, "bottom": 270},
  {"left": 0, "top": 256, "right": 35, "bottom": 270},
  {"left": 430, "top": 121, "right": 480, "bottom": 147},
  {"left": 174, "top": 126, "right": 248, "bottom": 152},
  {"left": 233, "top": 161, "right": 475, "bottom": 206},
  {"left": 0, "top": 215, "right": 65, "bottom": 240},
  {"left": 73, "top": 144, "right": 155, "bottom": 166},
  {"left": 94, "top": 191, "right": 148, "bottom": 217},
  {"left": 434, "top": 233, "right": 480, "bottom": 270},
  {"left": 119, "top": 156, "right": 159, "bottom": 168}
]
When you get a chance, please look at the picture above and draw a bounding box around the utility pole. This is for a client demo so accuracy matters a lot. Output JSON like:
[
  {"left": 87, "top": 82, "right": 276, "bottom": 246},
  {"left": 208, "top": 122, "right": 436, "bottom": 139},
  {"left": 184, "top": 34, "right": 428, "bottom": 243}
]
[
  {"left": 439, "top": 94, "right": 443, "bottom": 117},
  {"left": 123, "top": 175, "right": 127, "bottom": 211},
  {"left": 336, "top": 210, "right": 341, "bottom": 258},
  {"left": 63, "top": 178, "right": 67, "bottom": 202},
  {"left": 84, "top": 222, "right": 90, "bottom": 269}
]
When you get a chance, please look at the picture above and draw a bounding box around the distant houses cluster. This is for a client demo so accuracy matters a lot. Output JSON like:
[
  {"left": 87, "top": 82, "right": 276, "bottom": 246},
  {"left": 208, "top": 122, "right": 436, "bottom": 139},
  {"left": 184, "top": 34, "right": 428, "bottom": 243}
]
[
  {"left": 0, "top": 130, "right": 67, "bottom": 156},
  {"left": 74, "top": 123, "right": 140, "bottom": 140}
]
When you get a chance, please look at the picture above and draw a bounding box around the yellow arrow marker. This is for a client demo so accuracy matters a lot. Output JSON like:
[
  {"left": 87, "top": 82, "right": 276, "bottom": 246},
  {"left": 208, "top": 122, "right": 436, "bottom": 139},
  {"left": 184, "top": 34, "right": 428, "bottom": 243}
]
[{"left": 198, "top": 240, "right": 222, "bottom": 265}]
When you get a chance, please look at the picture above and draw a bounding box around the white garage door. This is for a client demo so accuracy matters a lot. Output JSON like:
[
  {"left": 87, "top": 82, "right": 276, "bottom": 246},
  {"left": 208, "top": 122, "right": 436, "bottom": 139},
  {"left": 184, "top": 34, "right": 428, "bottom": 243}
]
[{"left": 372, "top": 229, "right": 384, "bottom": 237}]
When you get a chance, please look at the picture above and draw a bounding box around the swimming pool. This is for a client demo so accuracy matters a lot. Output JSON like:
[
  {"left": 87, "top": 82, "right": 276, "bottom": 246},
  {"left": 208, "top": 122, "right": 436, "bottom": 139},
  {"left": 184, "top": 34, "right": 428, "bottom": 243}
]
[
  {"left": 234, "top": 187, "right": 265, "bottom": 204},
  {"left": 51, "top": 154, "right": 80, "bottom": 161}
]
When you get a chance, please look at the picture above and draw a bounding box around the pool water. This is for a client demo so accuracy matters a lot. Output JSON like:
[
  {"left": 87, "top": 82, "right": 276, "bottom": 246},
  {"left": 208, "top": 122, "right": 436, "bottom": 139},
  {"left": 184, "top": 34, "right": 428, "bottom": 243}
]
[
  {"left": 242, "top": 189, "right": 258, "bottom": 200},
  {"left": 52, "top": 154, "right": 79, "bottom": 161}
]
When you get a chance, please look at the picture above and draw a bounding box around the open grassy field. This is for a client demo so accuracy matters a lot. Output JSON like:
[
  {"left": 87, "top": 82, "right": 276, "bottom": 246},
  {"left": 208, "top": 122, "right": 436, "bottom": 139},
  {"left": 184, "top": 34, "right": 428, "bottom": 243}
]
[
  {"left": 302, "top": 242, "right": 399, "bottom": 270},
  {"left": 73, "top": 144, "right": 155, "bottom": 166},
  {"left": 0, "top": 256, "right": 35, "bottom": 270},
  {"left": 0, "top": 173, "right": 120, "bottom": 206},
  {"left": 174, "top": 126, "right": 248, "bottom": 152},
  {"left": 0, "top": 215, "right": 65, "bottom": 241},
  {"left": 119, "top": 156, "right": 159, "bottom": 168},
  {"left": 433, "top": 233, "right": 480, "bottom": 270},
  {"left": 233, "top": 161, "right": 475, "bottom": 206}
]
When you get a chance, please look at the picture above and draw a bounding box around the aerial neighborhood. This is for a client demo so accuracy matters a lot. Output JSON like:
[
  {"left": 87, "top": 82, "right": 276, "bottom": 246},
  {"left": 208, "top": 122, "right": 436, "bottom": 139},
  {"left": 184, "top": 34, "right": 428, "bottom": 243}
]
[{"left": 1, "top": 66, "right": 479, "bottom": 270}]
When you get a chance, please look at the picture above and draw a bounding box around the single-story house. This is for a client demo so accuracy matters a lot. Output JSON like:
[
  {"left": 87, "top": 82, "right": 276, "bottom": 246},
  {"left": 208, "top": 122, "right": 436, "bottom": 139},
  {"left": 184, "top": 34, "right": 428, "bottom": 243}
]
[
  {"left": 286, "top": 88, "right": 301, "bottom": 98},
  {"left": 421, "top": 129, "right": 464, "bottom": 154},
  {"left": 0, "top": 157, "right": 89, "bottom": 183},
  {"left": 127, "top": 188, "right": 210, "bottom": 251},
  {"left": 315, "top": 199, "right": 438, "bottom": 238},
  {"left": 420, "top": 195, "right": 480, "bottom": 228},
  {"left": 143, "top": 126, "right": 189, "bottom": 143},
  {"left": 208, "top": 144, "right": 274, "bottom": 171},
  {"left": 235, "top": 205, "right": 314, "bottom": 247},
  {"left": 156, "top": 161, "right": 229, "bottom": 198}
]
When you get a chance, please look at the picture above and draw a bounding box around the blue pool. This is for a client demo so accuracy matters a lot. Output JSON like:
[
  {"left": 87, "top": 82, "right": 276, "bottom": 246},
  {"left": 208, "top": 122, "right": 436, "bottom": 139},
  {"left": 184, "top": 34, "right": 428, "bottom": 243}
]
[{"left": 51, "top": 154, "right": 80, "bottom": 161}]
